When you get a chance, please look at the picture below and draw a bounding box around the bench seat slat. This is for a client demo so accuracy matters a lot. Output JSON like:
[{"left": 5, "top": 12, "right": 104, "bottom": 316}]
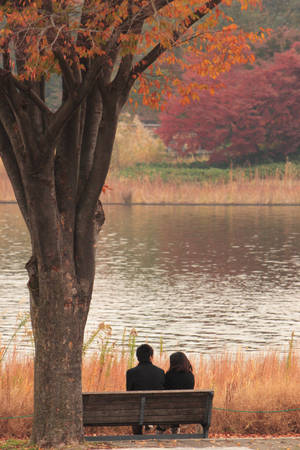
[
  {"left": 84, "top": 398, "right": 206, "bottom": 406},
  {"left": 84, "top": 407, "right": 208, "bottom": 416},
  {"left": 84, "top": 414, "right": 208, "bottom": 424},
  {"left": 84, "top": 409, "right": 209, "bottom": 422}
]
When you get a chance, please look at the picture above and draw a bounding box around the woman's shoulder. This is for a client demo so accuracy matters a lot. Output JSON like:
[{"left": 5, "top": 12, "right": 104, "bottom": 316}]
[{"left": 166, "top": 369, "right": 193, "bottom": 377}]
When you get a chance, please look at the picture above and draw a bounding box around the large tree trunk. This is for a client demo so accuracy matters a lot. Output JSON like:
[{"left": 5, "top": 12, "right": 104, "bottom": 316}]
[
  {"left": 0, "top": 66, "right": 118, "bottom": 447},
  {"left": 29, "top": 262, "right": 87, "bottom": 446},
  {"left": 22, "top": 149, "right": 105, "bottom": 446},
  {"left": 26, "top": 215, "right": 102, "bottom": 446},
  {"left": 25, "top": 199, "right": 105, "bottom": 446}
]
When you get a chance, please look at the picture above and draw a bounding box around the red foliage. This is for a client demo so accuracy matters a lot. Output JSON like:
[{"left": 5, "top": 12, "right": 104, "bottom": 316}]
[{"left": 158, "top": 41, "right": 300, "bottom": 164}]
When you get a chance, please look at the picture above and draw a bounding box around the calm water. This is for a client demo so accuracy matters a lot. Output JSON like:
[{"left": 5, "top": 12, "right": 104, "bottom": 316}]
[{"left": 0, "top": 203, "right": 300, "bottom": 355}]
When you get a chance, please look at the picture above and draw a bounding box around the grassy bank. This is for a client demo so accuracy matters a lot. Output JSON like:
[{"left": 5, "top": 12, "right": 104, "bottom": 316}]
[
  {"left": 0, "top": 323, "right": 299, "bottom": 439},
  {"left": 2, "top": 159, "right": 300, "bottom": 204},
  {"left": 112, "top": 160, "right": 300, "bottom": 183},
  {"left": 105, "top": 161, "right": 300, "bottom": 204}
]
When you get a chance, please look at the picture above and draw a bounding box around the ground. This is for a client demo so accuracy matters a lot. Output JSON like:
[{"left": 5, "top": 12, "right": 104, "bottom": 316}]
[
  {"left": 2, "top": 437, "right": 300, "bottom": 450},
  {"left": 89, "top": 437, "right": 300, "bottom": 450}
]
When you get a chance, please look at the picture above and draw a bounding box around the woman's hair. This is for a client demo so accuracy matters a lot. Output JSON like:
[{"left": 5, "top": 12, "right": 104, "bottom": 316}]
[{"left": 168, "top": 351, "right": 193, "bottom": 373}]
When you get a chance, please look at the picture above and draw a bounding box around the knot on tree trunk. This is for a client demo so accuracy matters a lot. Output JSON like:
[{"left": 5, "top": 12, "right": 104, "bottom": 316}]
[
  {"left": 26, "top": 255, "right": 39, "bottom": 306},
  {"left": 95, "top": 199, "right": 105, "bottom": 234}
]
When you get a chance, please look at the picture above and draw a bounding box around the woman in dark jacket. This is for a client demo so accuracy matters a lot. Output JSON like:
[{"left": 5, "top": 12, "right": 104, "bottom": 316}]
[
  {"left": 163, "top": 352, "right": 195, "bottom": 434},
  {"left": 165, "top": 351, "right": 195, "bottom": 391}
]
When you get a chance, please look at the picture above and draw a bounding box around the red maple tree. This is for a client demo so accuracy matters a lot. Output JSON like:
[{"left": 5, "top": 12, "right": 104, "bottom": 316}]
[{"left": 158, "top": 40, "right": 300, "bottom": 164}]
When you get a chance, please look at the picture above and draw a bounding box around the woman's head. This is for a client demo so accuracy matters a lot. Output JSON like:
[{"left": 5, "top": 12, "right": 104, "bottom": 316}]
[{"left": 169, "top": 351, "right": 193, "bottom": 373}]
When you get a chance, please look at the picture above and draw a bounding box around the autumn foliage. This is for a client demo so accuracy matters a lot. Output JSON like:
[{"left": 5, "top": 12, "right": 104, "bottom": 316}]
[
  {"left": 158, "top": 37, "right": 300, "bottom": 165},
  {"left": 0, "top": 0, "right": 263, "bottom": 108}
]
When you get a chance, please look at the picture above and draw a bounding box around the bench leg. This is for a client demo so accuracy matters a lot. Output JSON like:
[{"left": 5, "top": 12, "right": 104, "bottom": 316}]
[
  {"left": 132, "top": 425, "right": 143, "bottom": 435},
  {"left": 202, "top": 425, "right": 209, "bottom": 438}
]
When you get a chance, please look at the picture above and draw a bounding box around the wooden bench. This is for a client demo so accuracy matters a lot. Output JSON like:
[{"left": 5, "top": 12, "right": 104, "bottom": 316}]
[{"left": 83, "top": 389, "right": 214, "bottom": 441}]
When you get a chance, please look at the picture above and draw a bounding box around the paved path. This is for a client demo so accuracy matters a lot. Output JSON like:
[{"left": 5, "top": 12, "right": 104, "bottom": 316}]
[{"left": 86, "top": 437, "right": 300, "bottom": 450}]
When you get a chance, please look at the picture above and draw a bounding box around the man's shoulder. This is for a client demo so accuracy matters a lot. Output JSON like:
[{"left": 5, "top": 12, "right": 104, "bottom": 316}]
[
  {"left": 151, "top": 364, "right": 165, "bottom": 374},
  {"left": 126, "top": 366, "right": 138, "bottom": 375},
  {"left": 127, "top": 363, "right": 164, "bottom": 374}
]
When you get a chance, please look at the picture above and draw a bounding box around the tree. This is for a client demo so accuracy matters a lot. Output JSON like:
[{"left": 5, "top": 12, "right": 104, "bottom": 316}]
[
  {"left": 158, "top": 41, "right": 300, "bottom": 165},
  {"left": 0, "top": 0, "right": 259, "bottom": 446}
]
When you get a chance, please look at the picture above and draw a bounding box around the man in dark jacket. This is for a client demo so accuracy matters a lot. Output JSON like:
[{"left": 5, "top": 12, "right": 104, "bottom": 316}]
[{"left": 126, "top": 344, "right": 165, "bottom": 434}]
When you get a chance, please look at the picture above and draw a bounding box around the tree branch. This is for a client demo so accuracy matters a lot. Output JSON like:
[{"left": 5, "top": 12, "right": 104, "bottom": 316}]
[
  {"left": 46, "top": 54, "right": 106, "bottom": 140},
  {"left": 53, "top": 49, "right": 77, "bottom": 92},
  {"left": 77, "top": 86, "right": 102, "bottom": 202},
  {"left": 77, "top": 93, "right": 118, "bottom": 226},
  {"left": 55, "top": 107, "right": 82, "bottom": 207},
  {"left": 129, "top": 0, "right": 222, "bottom": 83},
  {"left": 41, "top": 0, "right": 53, "bottom": 13},
  {"left": 0, "top": 73, "right": 49, "bottom": 161},
  {"left": 11, "top": 77, "right": 52, "bottom": 116},
  {"left": 124, "top": 0, "right": 176, "bottom": 30},
  {"left": 98, "top": 0, "right": 174, "bottom": 69}
]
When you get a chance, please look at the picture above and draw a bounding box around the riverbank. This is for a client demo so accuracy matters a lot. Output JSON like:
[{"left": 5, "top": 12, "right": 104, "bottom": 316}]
[
  {"left": 1, "top": 322, "right": 299, "bottom": 445},
  {"left": 1, "top": 339, "right": 299, "bottom": 440},
  {"left": 102, "top": 161, "right": 300, "bottom": 204},
  {"left": 103, "top": 176, "right": 300, "bottom": 205},
  {"left": 2, "top": 161, "right": 300, "bottom": 205}
]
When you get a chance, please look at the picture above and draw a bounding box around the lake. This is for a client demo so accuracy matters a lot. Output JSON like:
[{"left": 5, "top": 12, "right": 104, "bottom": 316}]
[{"left": 0, "top": 203, "right": 299, "bottom": 355}]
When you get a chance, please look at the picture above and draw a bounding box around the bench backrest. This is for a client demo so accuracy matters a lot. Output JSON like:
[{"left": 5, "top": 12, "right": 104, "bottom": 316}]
[{"left": 83, "top": 390, "right": 214, "bottom": 429}]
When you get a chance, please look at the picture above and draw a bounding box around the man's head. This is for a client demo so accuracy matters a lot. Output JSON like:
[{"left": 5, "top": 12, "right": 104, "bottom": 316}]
[{"left": 136, "top": 344, "right": 153, "bottom": 363}]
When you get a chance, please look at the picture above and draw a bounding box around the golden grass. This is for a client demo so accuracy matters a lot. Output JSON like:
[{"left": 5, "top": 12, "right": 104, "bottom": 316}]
[
  {"left": 0, "top": 160, "right": 15, "bottom": 202},
  {"left": 104, "top": 171, "right": 300, "bottom": 205},
  {"left": 0, "top": 351, "right": 33, "bottom": 438},
  {"left": 2, "top": 156, "right": 300, "bottom": 204},
  {"left": 3, "top": 172, "right": 300, "bottom": 205},
  {"left": 1, "top": 346, "right": 299, "bottom": 439}
]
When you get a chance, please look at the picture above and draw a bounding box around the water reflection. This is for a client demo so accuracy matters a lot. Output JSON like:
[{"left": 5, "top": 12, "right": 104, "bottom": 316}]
[{"left": 0, "top": 204, "right": 300, "bottom": 353}]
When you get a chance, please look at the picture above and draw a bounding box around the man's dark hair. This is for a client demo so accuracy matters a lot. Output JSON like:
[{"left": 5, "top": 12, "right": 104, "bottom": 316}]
[{"left": 136, "top": 344, "right": 153, "bottom": 362}]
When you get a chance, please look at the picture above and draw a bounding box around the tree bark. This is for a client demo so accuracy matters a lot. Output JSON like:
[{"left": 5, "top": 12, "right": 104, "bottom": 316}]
[
  {"left": 6, "top": 109, "right": 101, "bottom": 445},
  {"left": 30, "top": 264, "right": 87, "bottom": 446},
  {"left": 25, "top": 183, "right": 97, "bottom": 445},
  {"left": 25, "top": 196, "right": 103, "bottom": 446}
]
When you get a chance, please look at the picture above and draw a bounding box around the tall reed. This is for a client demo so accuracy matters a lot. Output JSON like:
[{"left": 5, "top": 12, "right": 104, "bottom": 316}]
[
  {"left": 3, "top": 157, "right": 300, "bottom": 204},
  {"left": 0, "top": 322, "right": 299, "bottom": 439},
  {"left": 104, "top": 167, "right": 300, "bottom": 205},
  {"left": 0, "top": 160, "right": 15, "bottom": 202}
]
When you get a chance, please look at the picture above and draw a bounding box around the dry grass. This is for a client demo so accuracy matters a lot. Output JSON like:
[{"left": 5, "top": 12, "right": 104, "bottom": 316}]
[
  {"left": 0, "top": 351, "right": 33, "bottom": 438},
  {"left": 111, "top": 116, "right": 165, "bottom": 168},
  {"left": 104, "top": 169, "right": 300, "bottom": 205},
  {"left": 1, "top": 345, "right": 299, "bottom": 439},
  {"left": 0, "top": 160, "right": 15, "bottom": 202},
  {"left": 2, "top": 156, "right": 300, "bottom": 204},
  {"left": 195, "top": 351, "right": 300, "bottom": 436}
]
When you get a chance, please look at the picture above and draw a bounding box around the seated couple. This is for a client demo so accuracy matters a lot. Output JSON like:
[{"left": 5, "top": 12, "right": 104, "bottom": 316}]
[{"left": 126, "top": 343, "right": 194, "bottom": 435}]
